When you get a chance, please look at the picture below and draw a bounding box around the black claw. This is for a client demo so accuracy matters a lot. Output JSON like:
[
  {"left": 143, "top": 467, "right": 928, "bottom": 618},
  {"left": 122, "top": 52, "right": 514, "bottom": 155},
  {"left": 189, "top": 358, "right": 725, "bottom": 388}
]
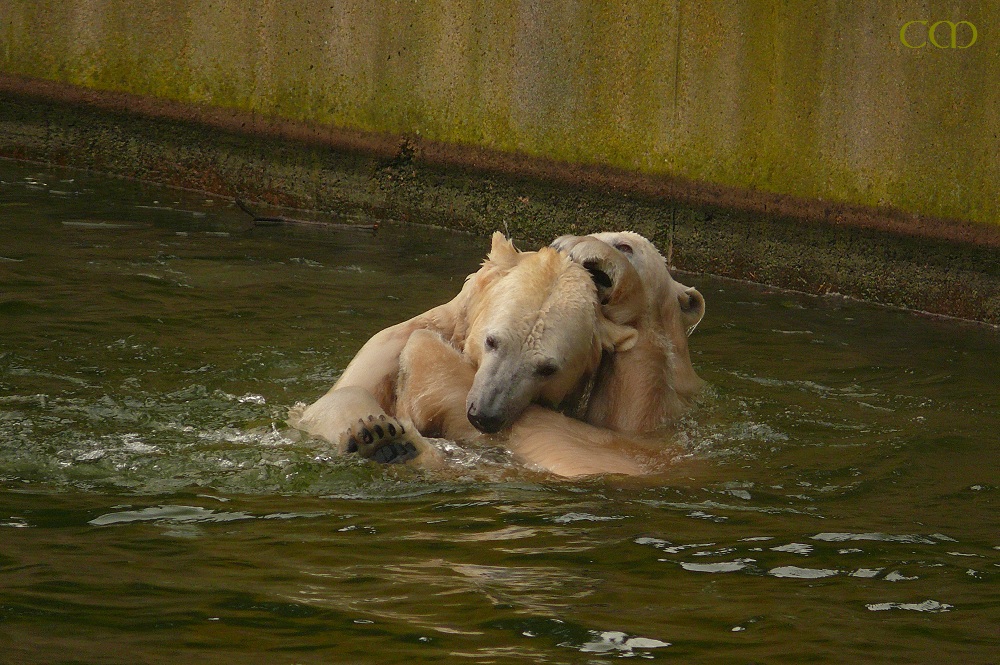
[
  {"left": 373, "top": 424, "right": 385, "bottom": 438},
  {"left": 387, "top": 423, "right": 397, "bottom": 436},
  {"left": 361, "top": 428, "right": 374, "bottom": 445},
  {"left": 346, "top": 436, "right": 359, "bottom": 453}
]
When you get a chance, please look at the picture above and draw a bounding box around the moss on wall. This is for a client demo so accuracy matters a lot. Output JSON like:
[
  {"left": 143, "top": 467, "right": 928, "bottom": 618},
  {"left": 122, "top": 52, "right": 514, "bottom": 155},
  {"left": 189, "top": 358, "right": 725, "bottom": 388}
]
[{"left": 2, "top": 1, "right": 998, "bottom": 227}]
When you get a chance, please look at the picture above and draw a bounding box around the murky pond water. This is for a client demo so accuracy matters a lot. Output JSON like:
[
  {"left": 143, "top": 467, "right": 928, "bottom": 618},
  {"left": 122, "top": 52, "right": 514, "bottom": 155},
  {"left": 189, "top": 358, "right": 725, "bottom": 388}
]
[{"left": 1, "top": 159, "right": 997, "bottom": 663}]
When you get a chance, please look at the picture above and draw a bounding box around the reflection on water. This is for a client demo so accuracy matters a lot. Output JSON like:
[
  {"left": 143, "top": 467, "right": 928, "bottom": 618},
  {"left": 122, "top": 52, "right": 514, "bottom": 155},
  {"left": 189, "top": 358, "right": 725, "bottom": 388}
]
[{"left": 1, "top": 160, "right": 998, "bottom": 663}]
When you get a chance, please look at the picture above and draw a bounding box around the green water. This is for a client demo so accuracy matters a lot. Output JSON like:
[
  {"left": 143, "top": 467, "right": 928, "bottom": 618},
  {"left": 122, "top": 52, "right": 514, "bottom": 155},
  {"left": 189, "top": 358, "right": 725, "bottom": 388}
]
[{"left": 1, "top": 160, "right": 997, "bottom": 664}]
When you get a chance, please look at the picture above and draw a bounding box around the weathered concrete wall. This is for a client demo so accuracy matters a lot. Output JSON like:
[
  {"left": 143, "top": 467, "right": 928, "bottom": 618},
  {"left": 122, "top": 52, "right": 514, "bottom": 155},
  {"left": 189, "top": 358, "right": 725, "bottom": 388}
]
[
  {"left": 2, "top": 1, "right": 997, "bottom": 229},
  {"left": 3, "top": 92, "right": 998, "bottom": 324}
]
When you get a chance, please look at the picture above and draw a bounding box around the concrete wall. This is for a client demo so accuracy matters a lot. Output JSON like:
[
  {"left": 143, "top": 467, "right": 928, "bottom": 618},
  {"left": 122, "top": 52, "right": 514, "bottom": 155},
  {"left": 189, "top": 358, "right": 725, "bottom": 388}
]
[{"left": 1, "top": 1, "right": 998, "bottom": 228}]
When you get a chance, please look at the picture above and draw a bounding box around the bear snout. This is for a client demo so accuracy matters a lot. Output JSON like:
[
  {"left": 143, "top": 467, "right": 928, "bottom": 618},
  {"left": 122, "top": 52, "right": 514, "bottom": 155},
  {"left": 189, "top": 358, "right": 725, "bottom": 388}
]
[{"left": 466, "top": 402, "right": 507, "bottom": 434}]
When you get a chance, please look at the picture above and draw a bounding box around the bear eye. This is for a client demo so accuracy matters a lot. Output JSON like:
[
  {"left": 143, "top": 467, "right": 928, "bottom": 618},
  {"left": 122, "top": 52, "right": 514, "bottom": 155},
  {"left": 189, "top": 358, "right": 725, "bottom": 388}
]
[
  {"left": 535, "top": 361, "right": 559, "bottom": 377},
  {"left": 485, "top": 335, "right": 500, "bottom": 351},
  {"left": 613, "top": 242, "right": 633, "bottom": 255}
]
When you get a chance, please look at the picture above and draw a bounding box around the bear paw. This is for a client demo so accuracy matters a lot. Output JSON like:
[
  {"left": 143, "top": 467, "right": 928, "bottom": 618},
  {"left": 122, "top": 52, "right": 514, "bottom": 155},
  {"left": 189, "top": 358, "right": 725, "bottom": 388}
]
[{"left": 343, "top": 414, "right": 419, "bottom": 464}]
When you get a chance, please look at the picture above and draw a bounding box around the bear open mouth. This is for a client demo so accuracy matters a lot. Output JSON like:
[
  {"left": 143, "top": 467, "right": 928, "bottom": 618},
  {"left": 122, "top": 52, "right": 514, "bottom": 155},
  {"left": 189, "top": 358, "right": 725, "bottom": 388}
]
[{"left": 583, "top": 260, "right": 613, "bottom": 303}]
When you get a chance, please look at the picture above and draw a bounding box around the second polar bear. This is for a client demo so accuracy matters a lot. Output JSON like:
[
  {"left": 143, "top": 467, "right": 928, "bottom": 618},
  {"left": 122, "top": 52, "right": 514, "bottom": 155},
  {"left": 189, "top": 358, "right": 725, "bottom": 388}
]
[{"left": 550, "top": 231, "right": 706, "bottom": 433}]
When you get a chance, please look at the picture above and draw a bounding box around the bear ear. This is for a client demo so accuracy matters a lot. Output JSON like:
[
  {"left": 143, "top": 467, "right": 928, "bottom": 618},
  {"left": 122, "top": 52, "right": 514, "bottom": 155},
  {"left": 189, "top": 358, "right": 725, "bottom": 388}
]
[
  {"left": 677, "top": 286, "right": 705, "bottom": 336},
  {"left": 599, "top": 319, "right": 638, "bottom": 353},
  {"left": 487, "top": 232, "right": 520, "bottom": 270}
]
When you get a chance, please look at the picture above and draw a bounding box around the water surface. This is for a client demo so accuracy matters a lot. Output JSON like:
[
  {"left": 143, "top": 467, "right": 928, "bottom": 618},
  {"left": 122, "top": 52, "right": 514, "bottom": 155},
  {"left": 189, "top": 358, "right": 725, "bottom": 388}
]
[{"left": 1, "top": 160, "right": 997, "bottom": 663}]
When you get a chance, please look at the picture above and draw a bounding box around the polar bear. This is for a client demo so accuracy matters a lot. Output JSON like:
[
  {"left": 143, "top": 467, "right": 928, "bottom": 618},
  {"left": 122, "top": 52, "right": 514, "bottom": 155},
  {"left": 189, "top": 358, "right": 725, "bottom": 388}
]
[
  {"left": 550, "top": 231, "right": 706, "bottom": 433},
  {"left": 392, "top": 231, "right": 706, "bottom": 476},
  {"left": 288, "top": 233, "right": 637, "bottom": 465}
]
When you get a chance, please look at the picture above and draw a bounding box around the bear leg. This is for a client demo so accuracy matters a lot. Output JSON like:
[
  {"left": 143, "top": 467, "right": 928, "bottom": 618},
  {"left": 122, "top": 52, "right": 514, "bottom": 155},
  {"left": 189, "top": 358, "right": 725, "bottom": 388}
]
[
  {"left": 289, "top": 385, "right": 432, "bottom": 464},
  {"left": 397, "top": 329, "right": 482, "bottom": 443}
]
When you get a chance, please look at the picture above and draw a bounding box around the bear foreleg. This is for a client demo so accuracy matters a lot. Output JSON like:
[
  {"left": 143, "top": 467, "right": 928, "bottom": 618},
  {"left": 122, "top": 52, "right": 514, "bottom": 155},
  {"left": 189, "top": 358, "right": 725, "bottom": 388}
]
[
  {"left": 288, "top": 385, "right": 438, "bottom": 465},
  {"left": 396, "top": 329, "right": 483, "bottom": 443}
]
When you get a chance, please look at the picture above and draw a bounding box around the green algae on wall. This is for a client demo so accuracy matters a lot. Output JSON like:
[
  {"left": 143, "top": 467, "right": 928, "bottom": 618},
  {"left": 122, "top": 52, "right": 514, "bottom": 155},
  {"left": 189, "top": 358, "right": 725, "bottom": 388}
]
[{"left": 1, "top": 0, "right": 997, "bottom": 227}]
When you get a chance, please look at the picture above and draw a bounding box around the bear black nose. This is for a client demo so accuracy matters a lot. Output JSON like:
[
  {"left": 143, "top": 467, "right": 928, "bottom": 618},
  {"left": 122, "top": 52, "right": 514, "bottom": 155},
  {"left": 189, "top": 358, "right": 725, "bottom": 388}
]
[{"left": 467, "top": 404, "right": 505, "bottom": 434}]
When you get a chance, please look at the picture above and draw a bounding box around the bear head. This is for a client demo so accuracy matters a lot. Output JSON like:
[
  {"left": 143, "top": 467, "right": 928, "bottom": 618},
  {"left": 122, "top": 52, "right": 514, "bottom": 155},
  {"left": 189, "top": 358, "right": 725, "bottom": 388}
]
[
  {"left": 552, "top": 231, "right": 705, "bottom": 335},
  {"left": 461, "top": 233, "right": 637, "bottom": 434}
]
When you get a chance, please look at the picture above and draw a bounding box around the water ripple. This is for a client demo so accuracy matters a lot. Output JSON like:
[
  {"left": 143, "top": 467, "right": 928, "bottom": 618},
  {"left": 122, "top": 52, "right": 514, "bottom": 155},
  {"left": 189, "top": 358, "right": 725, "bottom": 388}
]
[
  {"left": 866, "top": 600, "right": 953, "bottom": 613},
  {"left": 769, "top": 565, "right": 839, "bottom": 579},
  {"left": 811, "top": 532, "right": 952, "bottom": 544}
]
